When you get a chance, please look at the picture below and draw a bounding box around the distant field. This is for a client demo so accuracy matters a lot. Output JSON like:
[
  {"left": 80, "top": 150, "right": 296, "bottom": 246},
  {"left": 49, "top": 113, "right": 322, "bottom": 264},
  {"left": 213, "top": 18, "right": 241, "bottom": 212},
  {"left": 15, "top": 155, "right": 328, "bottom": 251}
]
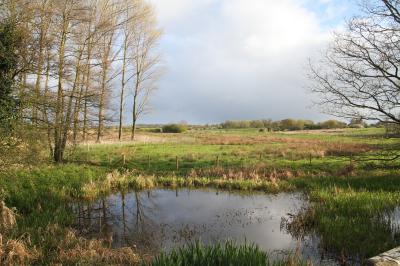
[{"left": 70, "top": 127, "right": 399, "bottom": 179}]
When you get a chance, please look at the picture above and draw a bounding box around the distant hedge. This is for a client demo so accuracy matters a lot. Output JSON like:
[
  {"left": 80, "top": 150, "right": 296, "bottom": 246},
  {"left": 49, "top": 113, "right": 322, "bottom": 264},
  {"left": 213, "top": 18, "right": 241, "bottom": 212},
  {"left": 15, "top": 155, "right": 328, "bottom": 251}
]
[
  {"left": 220, "top": 119, "right": 349, "bottom": 131},
  {"left": 162, "top": 124, "right": 188, "bottom": 133}
]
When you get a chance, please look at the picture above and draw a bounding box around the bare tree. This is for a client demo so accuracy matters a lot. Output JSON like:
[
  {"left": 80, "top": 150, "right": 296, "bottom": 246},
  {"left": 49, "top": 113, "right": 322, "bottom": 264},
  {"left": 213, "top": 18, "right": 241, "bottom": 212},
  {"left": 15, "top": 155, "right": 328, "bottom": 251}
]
[
  {"left": 95, "top": 0, "right": 120, "bottom": 143},
  {"left": 117, "top": 0, "right": 133, "bottom": 141},
  {"left": 129, "top": 1, "right": 162, "bottom": 140},
  {"left": 310, "top": 0, "right": 400, "bottom": 126}
]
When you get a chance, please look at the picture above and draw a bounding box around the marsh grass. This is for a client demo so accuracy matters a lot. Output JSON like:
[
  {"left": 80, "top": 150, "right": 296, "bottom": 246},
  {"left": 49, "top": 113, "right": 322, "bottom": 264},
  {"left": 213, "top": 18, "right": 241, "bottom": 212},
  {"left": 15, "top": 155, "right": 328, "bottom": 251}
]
[
  {"left": 148, "top": 241, "right": 309, "bottom": 266},
  {"left": 1, "top": 128, "right": 400, "bottom": 264},
  {"left": 0, "top": 198, "right": 140, "bottom": 265},
  {"left": 0, "top": 201, "right": 16, "bottom": 232},
  {"left": 55, "top": 226, "right": 139, "bottom": 265},
  {"left": 284, "top": 172, "right": 400, "bottom": 264}
]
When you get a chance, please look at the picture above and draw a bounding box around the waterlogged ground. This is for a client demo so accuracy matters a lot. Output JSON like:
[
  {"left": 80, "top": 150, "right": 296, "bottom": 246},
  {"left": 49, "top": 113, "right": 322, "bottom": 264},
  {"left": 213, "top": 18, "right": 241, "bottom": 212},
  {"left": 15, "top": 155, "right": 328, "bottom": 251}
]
[{"left": 74, "top": 189, "right": 341, "bottom": 265}]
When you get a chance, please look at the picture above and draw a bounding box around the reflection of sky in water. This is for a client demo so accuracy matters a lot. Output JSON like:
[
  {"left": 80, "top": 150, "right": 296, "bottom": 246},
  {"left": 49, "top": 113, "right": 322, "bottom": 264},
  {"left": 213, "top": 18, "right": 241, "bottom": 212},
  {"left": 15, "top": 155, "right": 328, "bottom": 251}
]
[
  {"left": 74, "top": 189, "right": 339, "bottom": 265},
  {"left": 388, "top": 207, "right": 400, "bottom": 237}
]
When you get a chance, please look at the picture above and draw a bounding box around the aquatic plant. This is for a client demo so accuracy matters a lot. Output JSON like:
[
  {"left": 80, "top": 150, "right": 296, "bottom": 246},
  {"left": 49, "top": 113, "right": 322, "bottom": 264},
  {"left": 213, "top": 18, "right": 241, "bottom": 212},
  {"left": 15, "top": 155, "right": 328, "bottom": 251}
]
[{"left": 148, "top": 241, "right": 308, "bottom": 266}]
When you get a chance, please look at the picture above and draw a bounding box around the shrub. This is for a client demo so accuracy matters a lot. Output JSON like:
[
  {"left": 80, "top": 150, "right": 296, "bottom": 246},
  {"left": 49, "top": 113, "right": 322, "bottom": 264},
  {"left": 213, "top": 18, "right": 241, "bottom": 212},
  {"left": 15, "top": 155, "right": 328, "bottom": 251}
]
[
  {"left": 150, "top": 128, "right": 162, "bottom": 133},
  {"left": 162, "top": 124, "right": 188, "bottom": 133},
  {"left": 319, "top": 120, "right": 347, "bottom": 129}
]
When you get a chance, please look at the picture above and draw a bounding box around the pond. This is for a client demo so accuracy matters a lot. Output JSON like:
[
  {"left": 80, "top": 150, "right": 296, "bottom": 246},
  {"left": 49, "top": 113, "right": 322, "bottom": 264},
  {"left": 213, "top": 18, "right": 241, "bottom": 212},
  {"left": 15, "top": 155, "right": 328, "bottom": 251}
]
[{"left": 73, "top": 189, "right": 337, "bottom": 265}]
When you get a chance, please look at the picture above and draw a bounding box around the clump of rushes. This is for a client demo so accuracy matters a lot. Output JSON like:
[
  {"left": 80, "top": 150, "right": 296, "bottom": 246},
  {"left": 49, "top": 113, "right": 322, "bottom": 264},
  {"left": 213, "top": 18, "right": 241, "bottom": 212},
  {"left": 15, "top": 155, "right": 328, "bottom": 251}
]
[
  {"left": 55, "top": 226, "right": 139, "bottom": 265},
  {"left": 82, "top": 173, "right": 294, "bottom": 201},
  {"left": 147, "top": 241, "right": 309, "bottom": 266},
  {"left": 0, "top": 201, "right": 39, "bottom": 265},
  {"left": 0, "top": 201, "right": 16, "bottom": 232},
  {"left": 282, "top": 185, "right": 400, "bottom": 264}
]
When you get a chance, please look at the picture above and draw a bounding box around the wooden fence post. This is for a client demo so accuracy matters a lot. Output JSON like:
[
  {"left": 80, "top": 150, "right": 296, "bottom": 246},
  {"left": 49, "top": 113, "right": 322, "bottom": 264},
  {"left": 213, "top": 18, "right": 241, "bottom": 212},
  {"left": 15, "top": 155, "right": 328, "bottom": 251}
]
[
  {"left": 122, "top": 154, "right": 126, "bottom": 165},
  {"left": 176, "top": 156, "right": 179, "bottom": 171},
  {"left": 216, "top": 155, "right": 220, "bottom": 167},
  {"left": 309, "top": 153, "right": 312, "bottom": 165},
  {"left": 148, "top": 155, "right": 151, "bottom": 169}
]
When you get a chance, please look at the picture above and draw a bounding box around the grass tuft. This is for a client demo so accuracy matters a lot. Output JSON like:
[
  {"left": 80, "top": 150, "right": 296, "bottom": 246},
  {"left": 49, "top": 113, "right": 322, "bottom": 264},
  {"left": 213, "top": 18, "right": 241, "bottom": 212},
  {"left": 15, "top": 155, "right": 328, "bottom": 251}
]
[{"left": 148, "top": 241, "right": 309, "bottom": 266}]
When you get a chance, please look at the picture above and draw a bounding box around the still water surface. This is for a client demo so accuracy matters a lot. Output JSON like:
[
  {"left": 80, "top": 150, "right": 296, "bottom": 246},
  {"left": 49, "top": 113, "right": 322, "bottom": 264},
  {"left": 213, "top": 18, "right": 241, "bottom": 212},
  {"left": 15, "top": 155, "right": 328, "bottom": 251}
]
[{"left": 74, "top": 189, "right": 338, "bottom": 264}]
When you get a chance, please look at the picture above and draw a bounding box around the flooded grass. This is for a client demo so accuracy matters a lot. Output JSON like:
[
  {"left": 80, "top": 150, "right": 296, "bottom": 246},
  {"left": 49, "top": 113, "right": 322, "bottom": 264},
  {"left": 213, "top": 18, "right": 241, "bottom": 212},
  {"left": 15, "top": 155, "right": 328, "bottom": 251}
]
[{"left": 285, "top": 173, "right": 400, "bottom": 264}]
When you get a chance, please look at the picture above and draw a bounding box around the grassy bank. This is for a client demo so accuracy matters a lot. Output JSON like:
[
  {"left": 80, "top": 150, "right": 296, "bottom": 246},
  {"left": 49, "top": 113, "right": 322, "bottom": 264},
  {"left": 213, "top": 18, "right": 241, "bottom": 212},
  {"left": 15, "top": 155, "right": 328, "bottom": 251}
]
[{"left": 1, "top": 128, "right": 399, "bottom": 264}]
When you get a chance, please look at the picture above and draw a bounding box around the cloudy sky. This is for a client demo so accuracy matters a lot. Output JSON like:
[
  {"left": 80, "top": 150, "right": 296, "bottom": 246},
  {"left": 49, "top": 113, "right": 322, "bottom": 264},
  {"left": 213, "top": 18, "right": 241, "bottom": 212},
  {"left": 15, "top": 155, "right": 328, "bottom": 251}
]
[{"left": 142, "top": 0, "right": 357, "bottom": 124}]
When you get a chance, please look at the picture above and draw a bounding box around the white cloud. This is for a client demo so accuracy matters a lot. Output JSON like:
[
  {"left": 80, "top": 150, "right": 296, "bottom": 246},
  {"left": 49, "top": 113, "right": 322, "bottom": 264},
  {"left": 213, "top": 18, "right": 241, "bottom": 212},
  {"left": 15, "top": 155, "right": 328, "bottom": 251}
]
[
  {"left": 143, "top": 0, "right": 351, "bottom": 124},
  {"left": 149, "top": 0, "right": 216, "bottom": 25}
]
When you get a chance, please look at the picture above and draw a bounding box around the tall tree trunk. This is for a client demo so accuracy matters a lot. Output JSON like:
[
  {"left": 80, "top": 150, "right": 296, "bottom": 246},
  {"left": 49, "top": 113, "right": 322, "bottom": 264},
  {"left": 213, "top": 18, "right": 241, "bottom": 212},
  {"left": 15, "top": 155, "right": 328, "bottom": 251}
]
[
  {"left": 97, "top": 33, "right": 113, "bottom": 143},
  {"left": 97, "top": 65, "right": 108, "bottom": 143},
  {"left": 54, "top": 11, "right": 69, "bottom": 163},
  {"left": 119, "top": 34, "right": 128, "bottom": 141},
  {"left": 61, "top": 56, "right": 83, "bottom": 154},
  {"left": 82, "top": 40, "right": 92, "bottom": 143},
  {"left": 131, "top": 75, "right": 139, "bottom": 141},
  {"left": 72, "top": 75, "right": 85, "bottom": 144},
  {"left": 33, "top": 2, "right": 48, "bottom": 125},
  {"left": 43, "top": 52, "right": 53, "bottom": 157}
]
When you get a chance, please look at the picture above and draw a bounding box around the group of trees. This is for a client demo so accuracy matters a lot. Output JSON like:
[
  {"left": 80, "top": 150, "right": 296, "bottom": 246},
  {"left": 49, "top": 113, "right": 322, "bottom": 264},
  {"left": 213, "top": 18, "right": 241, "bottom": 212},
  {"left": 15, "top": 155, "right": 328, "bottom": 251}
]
[
  {"left": 220, "top": 119, "right": 349, "bottom": 131},
  {"left": 2, "top": 0, "right": 400, "bottom": 163},
  {"left": 0, "top": 0, "right": 162, "bottom": 162}
]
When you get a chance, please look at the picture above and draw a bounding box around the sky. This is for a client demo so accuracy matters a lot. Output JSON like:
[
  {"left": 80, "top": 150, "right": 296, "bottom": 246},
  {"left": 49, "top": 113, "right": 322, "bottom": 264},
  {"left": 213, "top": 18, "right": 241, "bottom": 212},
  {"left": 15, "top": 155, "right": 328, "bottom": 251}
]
[{"left": 140, "top": 0, "right": 358, "bottom": 124}]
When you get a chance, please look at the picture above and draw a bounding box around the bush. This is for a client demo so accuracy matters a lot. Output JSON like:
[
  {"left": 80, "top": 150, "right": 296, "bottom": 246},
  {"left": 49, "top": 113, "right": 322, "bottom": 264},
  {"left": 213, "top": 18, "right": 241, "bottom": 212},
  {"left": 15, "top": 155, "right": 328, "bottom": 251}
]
[
  {"left": 151, "top": 128, "right": 162, "bottom": 133},
  {"left": 141, "top": 128, "right": 162, "bottom": 133},
  {"left": 319, "top": 120, "right": 347, "bottom": 129},
  {"left": 162, "top": 124, "right": 188, "bottom": 133}
]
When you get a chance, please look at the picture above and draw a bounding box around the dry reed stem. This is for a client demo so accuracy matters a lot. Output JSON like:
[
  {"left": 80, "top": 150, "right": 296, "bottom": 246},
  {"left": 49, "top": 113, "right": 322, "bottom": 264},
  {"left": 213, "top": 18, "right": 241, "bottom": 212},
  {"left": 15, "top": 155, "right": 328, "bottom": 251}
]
[
  {"left": 0, "top": 202, "right": 16, "bottom": 233},
  {"left": 0, "top": 202, "right": 39, "bottom": 265},
  {"left": 57, "top": 228, "right": 140, "bottom": 265}
]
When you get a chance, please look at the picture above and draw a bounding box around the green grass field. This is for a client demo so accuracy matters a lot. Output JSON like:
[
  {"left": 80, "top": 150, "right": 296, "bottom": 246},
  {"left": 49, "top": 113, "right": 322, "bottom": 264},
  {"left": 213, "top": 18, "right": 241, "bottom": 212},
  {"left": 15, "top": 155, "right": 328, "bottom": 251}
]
[{"left": 1, "top": 127, "right": 400, "bottom": 265}]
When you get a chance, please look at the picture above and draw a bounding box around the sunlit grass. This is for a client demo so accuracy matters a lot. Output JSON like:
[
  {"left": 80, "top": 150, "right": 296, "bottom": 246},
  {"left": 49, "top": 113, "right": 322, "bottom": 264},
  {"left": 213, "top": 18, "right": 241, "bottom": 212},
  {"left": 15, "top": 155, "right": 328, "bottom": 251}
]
[{"left": 147, "top": 241, "right": 308, "bottom": 266}]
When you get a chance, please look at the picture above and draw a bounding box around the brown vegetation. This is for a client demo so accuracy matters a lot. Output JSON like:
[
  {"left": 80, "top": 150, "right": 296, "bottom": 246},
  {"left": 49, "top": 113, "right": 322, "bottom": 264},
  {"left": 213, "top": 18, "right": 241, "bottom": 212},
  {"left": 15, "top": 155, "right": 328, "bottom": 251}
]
[
  {"left": 0, "top": 201, "right": 140, "bottom": 265},
  {"left": 199, "top": 134, "right": 373, "bottom": 157},
  {"left": 188, "top": 166, "right": 302, "bottom": 182},
  {"left": 56, "top": 229, "right": 140, "bottom": 265}
]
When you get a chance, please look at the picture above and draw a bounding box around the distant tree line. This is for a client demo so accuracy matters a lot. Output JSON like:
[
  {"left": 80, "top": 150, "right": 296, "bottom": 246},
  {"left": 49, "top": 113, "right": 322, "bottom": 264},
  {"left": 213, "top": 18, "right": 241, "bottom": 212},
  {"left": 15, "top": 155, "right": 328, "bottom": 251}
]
[{"left": 220, "top": 119, "right": 355, "bottom": 131}]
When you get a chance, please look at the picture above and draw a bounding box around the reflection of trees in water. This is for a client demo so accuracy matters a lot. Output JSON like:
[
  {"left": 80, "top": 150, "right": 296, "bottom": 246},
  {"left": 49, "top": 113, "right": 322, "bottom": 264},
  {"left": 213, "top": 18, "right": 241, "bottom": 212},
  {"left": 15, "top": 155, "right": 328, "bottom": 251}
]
[
  {"left": 74, "top": 189, "right": 217, "bottom": 254},
  {"left": 74, "top": 198, "right": 116, "bottom": 246},
  {"left": 127, "top": 190, "right": 163, "bottom": 253},
  {"left": 281, "top": 206, "right": 400, "bottom": 265},
  {"left": 74, "top": 190, "right": 162, "bottom": 253}
]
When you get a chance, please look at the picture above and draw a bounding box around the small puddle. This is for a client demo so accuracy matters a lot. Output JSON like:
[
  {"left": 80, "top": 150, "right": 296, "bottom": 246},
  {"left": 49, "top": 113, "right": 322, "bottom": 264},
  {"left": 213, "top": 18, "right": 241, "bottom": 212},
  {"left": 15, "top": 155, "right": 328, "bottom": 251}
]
[{"left": 73, "top": 189, "right": 338, "bottom": 264}]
